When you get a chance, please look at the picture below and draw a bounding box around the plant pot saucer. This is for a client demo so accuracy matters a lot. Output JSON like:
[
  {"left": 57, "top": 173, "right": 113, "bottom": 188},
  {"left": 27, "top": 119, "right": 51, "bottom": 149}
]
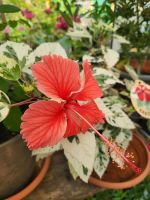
[
  {"left": 89, "top": 133, "right": 150, "bottom": 189},
  {"left": 6, "top": 156, "right": 51, "bottom": 200}
]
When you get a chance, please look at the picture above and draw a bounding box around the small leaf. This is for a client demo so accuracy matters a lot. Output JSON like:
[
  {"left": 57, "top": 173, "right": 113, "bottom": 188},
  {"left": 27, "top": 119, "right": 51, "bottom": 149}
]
[
  {"left": 0, "top": 4, "right": 20, "bottom": 13},
  {"left": 19, "top": 18, "right": 31, "bottom": 27},
  {"left": 8, "top": 20, "right": 18, "bottom": 28}
]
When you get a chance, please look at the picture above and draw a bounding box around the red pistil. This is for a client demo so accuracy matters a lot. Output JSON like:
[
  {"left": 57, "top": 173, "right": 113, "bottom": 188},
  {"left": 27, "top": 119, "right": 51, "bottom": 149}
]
[{"left": 72, "top": 108, "right": 142, "bottom": 174}]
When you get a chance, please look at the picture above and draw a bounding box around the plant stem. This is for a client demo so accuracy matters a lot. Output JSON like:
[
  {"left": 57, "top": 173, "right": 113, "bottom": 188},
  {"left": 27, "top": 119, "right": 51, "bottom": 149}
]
[
  {"left": 10, "top": 97, "right": 35, "bottom": 107},
  {"left": 72, "top": 108, "right": 141, "bottom": 174}
]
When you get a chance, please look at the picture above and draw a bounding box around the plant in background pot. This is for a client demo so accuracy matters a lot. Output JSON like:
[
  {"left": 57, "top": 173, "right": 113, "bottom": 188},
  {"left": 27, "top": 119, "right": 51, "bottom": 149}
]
[{"left": 114, "top": 0, "right": 150, "bottom": 79}]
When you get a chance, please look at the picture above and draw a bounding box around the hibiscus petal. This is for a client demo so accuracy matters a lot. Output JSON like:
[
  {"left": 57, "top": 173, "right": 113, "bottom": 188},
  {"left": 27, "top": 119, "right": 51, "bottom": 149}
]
[
  {"left": 21, "top": 100, "right": 67, "bottom": 150},
  {"left": 72, "top": 60, "right": 103, "bottom": 101},
  {"left": 32, "top": 55, "right": 80, "bottom": 100},
  {"left": 64, "top": 101, "right": 105, "bottom": 137}
]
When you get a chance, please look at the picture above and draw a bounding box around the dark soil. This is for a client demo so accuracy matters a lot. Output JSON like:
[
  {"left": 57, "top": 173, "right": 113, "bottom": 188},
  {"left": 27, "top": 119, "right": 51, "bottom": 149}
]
[{"left": 0, "top": 123, "right": 14, "bottom": 144}]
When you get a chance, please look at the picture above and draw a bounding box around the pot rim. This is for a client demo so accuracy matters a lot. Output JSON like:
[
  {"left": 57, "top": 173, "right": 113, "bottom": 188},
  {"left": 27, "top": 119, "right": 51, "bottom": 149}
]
[
  {"left": 0, "top": 134, "right": 21, "bottom": 148},
  {"left": 89, "top": 133, "right": 150, "bottom": 189}
]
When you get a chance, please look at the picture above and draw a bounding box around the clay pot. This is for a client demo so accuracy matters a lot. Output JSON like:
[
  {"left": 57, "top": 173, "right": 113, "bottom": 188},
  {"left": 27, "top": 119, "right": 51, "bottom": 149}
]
[
  {"left": 89, "top": 133, "right": 150, "bottom": 189},
  {"left": 130, "top": 59, "right": 150, "bottom": 74},
  {"left": 7, "top": 156, "right": 51, "bottom": 200},
  {"left": 0, "top": 135, "right": 36, "bottom": 199}
]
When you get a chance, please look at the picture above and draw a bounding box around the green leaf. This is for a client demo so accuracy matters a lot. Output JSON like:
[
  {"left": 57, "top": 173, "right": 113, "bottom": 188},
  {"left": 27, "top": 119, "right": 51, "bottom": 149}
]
[
  {"left": 19, "top": 18, "right": 31, "bottom": 27},
  {"left": 60, "top": 11, "right": 73, "bottom": 27},
  {"left": 8, "top": 20, "right": 18, "bottom": 28},
  {"left": 0, "top": 77, "right": 9, "bottom": 93},
  {"left": 3, "top": 107, "right": 22, "bottom": 132},
  {"left": 0, "top": 23, "right": 7, "bottom": 31},
  {"left": 0, "top": 64, "right": 21, "bottom": 81},
  {"left": 8, "top": 82, "right": 26, "bottom": 101},
  {"left": 62, "top": 0, "right": 73, "bottom": 16},
  {"left": 0, "top": 4, "right": 20, "bottom": 13}
]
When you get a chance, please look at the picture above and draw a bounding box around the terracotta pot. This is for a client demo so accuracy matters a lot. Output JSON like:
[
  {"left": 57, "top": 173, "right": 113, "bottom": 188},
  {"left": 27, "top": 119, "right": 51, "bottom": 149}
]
[
  {"left": 89, "top": 133, "right": 150, "bottom": 189},
  {"left": 6, "top": 156, "right": 51, "bottom": 200},
  {"left": 0, "top": 135, "right": 36, "bottom": 199},
  {"left": 130, "top": 59, "right": 150, "bottom": 74}
]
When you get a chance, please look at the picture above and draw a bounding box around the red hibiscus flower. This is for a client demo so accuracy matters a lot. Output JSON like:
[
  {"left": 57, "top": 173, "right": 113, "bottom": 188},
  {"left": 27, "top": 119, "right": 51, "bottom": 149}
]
[
  {"left": 21, "top": 55, "right": 141, "bottom": 174},
  {"left": 21, "top": 55, "right": 104, "bottom": 150}
]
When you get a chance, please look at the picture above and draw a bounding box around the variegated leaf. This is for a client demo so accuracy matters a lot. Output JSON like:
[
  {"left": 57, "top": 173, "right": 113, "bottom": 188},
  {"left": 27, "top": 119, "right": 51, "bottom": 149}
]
[
  {"left": 0, "top": 90, "right": 10, "bottom": 122},
  {"left": 68, "top": 162, "right": 79, "bottom": 180},
  {"left": 26, "top": 42, "right": 67, "bottom": 74},
  {"left": 32, "top": 143, "right": 61, "bottom": 161},
  {"left": 103, "top": 128, "right": 132, "bottom": 168},
  {"left": 61, "top": 132, "right": 96, "bottom": 182},
  {"left": 67, "top": 22, "right": 92, "bottom": 41},
  {"left": 93, "top": 67, "right": 123, "bottom": 89},
  {"left": 95, "top": 98, "right": 135, "bottom": 129},
  {"left": 94, "top": 140, "right": 109, "bottom": 178},
  {"left": 83, "top": 55, "right": 103, "bottom": 63},
  {"left": 102, "top": 47, "right": 120, "bottom": 68}
]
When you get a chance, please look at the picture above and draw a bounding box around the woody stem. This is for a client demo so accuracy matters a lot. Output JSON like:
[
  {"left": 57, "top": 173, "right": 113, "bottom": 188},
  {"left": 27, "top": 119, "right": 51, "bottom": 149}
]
[
  {"left": 10, "top": 97, "right": 35, "bottom": 107},
  {"left": 71, "top": 108, "right": 141, "bottom": 174}
]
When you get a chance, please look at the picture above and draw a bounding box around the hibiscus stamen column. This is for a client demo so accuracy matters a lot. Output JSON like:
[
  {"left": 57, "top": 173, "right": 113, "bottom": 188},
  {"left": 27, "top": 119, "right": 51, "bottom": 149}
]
[{"left": 71, "top": 108, "right": 142, "bottom": 174}]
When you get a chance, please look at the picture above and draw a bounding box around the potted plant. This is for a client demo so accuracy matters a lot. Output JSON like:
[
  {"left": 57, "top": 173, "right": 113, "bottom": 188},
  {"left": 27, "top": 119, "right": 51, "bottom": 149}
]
[
  {"left": 19, "top": 51, "right": 149, "bottom": 192},
  {"left": 113, "top": 0, "right": 150, "bottom": 81}
]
